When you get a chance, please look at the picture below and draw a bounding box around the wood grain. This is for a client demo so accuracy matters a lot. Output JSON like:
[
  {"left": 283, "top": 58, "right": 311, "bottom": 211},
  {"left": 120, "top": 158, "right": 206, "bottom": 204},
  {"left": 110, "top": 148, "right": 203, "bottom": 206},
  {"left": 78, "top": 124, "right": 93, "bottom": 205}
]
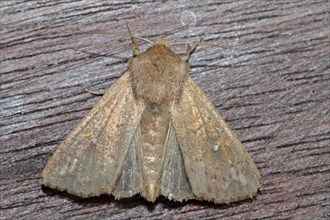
[{"left": 1, "top": 0, "right": 329, "bottom": 219}]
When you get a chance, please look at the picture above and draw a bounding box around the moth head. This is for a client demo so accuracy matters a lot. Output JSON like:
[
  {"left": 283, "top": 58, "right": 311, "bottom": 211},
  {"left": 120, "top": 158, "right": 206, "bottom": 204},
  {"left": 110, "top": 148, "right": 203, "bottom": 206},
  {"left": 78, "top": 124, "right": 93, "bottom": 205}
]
[{"left": 153, "top": 37, "right": 170, "bottom": 48}]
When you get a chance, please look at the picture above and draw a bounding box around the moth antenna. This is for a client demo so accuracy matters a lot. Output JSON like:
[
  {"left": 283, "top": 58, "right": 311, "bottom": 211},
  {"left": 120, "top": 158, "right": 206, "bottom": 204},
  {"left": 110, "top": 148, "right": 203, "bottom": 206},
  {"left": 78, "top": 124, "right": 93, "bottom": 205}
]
[
  {"left": 180, "top": 37, "right": 203, "bottom": 62},
  {"left": 84, "top": 88, "right": 105, "bottom": 96},
  {"left": 126, "top": 21, "right": 140, "bottom": 56},
  {"left": 78, "top": 28, "right": 153, "bottom": 46},
  {"left": 171, "top": 39, "right": 244, "bottom": 52},
  {"left": 130, "top": 36, "right": 153, "bottom": 44},
  {"left": 80, "top": 30, "right": 152, "bottom": 43},
  {"left": 199, "top": 42, "right": 246, "bottom": 51}
]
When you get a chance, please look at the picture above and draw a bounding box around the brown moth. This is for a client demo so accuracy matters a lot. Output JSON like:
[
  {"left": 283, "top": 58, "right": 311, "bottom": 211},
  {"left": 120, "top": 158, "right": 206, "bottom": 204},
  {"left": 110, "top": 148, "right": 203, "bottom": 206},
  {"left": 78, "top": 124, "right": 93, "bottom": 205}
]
[{"left": 42, "top": 29, "right": 261, "bottom": 204}]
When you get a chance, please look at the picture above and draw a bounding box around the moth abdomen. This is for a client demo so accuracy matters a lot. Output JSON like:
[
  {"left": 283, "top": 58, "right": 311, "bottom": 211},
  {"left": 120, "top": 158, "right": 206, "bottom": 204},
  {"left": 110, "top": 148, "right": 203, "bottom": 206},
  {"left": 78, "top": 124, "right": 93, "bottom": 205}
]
[{"left": 140, "top": 103, "right": 170, "bottom": 201}]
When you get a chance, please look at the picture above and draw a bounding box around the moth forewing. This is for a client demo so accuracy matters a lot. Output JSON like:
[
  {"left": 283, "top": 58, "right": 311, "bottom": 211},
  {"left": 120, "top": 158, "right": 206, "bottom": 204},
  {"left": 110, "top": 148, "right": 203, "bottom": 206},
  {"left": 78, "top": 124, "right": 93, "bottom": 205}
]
[
  {"left": 42, "top": 35, "right": 260, "bottom": 204},
  {"left": 171, "top": 77, "right": 260, "bottom": 203},
  {"left": 42, "top": 72, "right": 145, "bottom": 197}
]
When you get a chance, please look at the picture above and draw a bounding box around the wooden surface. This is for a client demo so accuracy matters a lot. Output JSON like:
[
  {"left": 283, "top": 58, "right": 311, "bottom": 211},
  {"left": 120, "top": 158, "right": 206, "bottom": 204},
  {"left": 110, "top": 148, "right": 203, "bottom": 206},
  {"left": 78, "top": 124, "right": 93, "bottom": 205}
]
[{"left": 1, "top": 1, "right": 329, "bottom": 219}]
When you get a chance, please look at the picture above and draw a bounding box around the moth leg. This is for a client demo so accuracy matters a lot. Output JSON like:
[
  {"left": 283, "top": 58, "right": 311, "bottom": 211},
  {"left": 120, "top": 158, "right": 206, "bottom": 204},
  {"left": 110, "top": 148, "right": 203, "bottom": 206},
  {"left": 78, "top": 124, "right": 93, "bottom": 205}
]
[
  {"left": 126, "top": 21, "right": 140, "bottom": 56},
  {"left": 181, "top": 37, "right": 203, "bottom": 61},
  {"left": 84, "top": 88, "right": 105, "bottom": 96}
]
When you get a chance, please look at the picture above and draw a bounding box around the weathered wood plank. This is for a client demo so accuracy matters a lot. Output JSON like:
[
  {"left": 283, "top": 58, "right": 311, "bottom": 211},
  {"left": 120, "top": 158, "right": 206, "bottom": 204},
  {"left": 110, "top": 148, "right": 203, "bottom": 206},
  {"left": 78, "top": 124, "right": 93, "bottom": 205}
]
[{"left": 1, "top": 0, "right": 329, "bottom": 219}]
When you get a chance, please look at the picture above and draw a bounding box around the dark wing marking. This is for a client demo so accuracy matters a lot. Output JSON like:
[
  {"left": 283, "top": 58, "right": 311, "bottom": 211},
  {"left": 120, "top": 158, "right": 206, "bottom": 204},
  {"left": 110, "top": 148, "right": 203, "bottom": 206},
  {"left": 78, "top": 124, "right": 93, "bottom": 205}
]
[
  {"left": 112, "top": 126, "right": 143, "bottom": 199},
  {"left": 160, "top": 122, "right": 194, "bottom": 202}
]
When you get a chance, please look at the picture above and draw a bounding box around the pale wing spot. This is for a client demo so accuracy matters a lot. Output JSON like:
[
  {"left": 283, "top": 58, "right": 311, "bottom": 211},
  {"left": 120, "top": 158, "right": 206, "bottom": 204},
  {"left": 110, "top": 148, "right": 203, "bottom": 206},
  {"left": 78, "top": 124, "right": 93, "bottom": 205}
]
[
  {"left": 68, "top": 158, "right": 78, "bottom": 173},
  {"left": 238, "top": 172, "right": 247, "bottom": 185},
  {"left": 146, "top": 156, "right": 156, "bottom": 163},
  {"left": 59, "top": 165, "right": 68, "bottom": 176},
  {"left": 213, "top": 139, "right": 225, "bottom": 152}
]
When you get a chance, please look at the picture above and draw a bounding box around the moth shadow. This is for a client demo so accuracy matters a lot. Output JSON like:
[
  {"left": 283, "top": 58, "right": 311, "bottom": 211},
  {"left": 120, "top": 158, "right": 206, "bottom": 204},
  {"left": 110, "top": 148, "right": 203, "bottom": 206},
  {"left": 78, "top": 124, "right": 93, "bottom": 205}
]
[
  {"left": 158, "top": 196, "right": 253, "bottom": 211},
  {"left": 42, "top": 186, "right": 250, "bottom": 211}
]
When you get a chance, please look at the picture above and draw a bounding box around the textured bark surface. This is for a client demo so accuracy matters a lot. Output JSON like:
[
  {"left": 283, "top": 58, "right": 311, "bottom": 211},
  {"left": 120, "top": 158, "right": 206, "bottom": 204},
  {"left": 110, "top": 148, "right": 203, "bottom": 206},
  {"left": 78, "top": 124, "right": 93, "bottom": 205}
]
[{"left": 1, "top": 1, "right": 329, "bottom": 219}]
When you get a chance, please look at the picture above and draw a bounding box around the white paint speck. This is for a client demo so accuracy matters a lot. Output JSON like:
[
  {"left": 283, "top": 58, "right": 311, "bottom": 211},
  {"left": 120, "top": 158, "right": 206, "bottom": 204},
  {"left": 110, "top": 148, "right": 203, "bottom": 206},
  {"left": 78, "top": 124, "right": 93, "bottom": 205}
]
[{"left": 181, "top": 10, "right": 197, "bottom": 26}]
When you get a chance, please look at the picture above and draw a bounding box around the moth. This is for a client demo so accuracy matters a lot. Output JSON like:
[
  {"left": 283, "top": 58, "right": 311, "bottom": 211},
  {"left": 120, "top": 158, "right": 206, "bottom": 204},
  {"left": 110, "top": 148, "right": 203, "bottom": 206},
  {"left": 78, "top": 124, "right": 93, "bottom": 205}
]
[{"left": 42, "top": 28, "right": 261, "bottom": 204}]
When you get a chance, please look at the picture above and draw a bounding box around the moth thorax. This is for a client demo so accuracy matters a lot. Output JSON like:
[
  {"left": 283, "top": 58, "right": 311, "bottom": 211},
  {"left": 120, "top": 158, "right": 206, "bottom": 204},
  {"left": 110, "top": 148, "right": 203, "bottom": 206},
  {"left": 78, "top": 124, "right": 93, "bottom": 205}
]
[{"left": 130, "top": 45, "right": 189, "bottom": 104}]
